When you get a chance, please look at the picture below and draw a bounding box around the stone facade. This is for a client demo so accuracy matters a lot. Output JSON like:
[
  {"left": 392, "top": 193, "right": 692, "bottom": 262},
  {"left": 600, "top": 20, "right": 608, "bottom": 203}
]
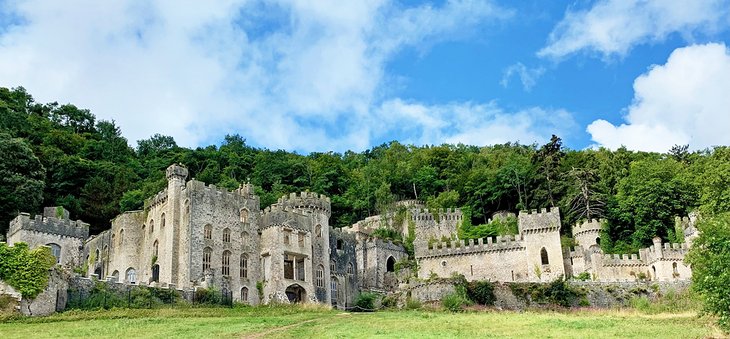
[{"left": 4, "top": 164, "right": 697, "bottom": 312}]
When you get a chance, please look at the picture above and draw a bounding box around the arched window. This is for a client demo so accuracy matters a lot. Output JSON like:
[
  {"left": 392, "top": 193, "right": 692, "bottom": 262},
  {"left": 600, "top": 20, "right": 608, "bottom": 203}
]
[
  {"left": 184, "top": 200, "right": 190, "bottom": 216},
  {"left": 47, "top": 243, "right": 61, "bottom": 264},
  {"left": 150, "top": 219, "right": 154, "bottom": 233},
  {"left": 386, "top": 256, "right": 395, "bottom": 272},
  {"left": 203, "top": 247, "right": 212, "bottom": 272},
  {"left": 223, "top": 228, "right": 231, "bottom": 243},
  {"left": 204, "top": 224, "right": 212, "bottom": 240},
  {"left": 142, "top": 224, "right": 146, "bottom": 239},
  {"left": 347, "top": 263, "right": 353, "bottom": 275},
  {"left": 240, "top": 254, "right": 249, "bottom": 278},
  {"left": 95, "top": 249, "right": 100, "bottom": 262},
  {"left": 241, "top": 287, "right": 249, "bottom": 303},
  {"left": 673, "top": 262, "right": 679, "bottom": 276},
  {"left": 595, "top": 237, "right": 600, "bottom": 245},
  {"left": 151, "top": 264, "right": 160, "bottom": 282},
  {"left": 111, "top": 270, "right": 119, "bottom": 282},
  {"left": 161, "top": 213, "right": 166, "bottom": 228},
  {"left": 153, "top": 240, "right": 159, "bottom": 257},
  {"left": 240, "top": 208, "right": 249, "bottom": 223},
  {"left": 315, "top": 224, "right": 322, "bottom": 238},
  {"left": 336, "top": 239, "right": 344, "bottom": 250},
  {"left": 330, "top": 260, "right": 336, "bottom": 272},
  {"left": 103, "top": 245, "right": 109, "bottom": 259},
  {"left": 540, "top": 247, "right": 549, "bottom": 265},
  {"left": 126, "top": 268, "right": 137, "bottom": 284},
  {"left": 331, "top": 277, "right": 339, "bottom": 305},
  {"left": 222, "top": 250, "right": 231, "bottom": 276},
  {"left": 119, "top": 229, "right": 124, "bottom": 246},
  {"left": 316, "top": 265, "right": 324, "bottom": 287},
  {"left": 652, "top": 265, "right": 657, "bottom": 279}
]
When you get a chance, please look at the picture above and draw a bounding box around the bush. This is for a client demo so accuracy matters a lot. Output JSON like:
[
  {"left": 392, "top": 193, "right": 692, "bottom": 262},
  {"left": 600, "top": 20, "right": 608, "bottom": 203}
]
[
  {"left": 381, "top": 295, "right": 398, "bottom": 309},
  {"left": 442, "top": 292, "right": 469, "bottom": 312},
  {"left": 353, "top": 292, "right": 378, "bottom": 312},
  {"left": 574, "top": 272, "right": 591, "bottom": 281},
  {"left": 466, "top": 281, "right": 496, "bottom": 306},
  {"left": 195, "top": 287, "right": 222, "bottom": 305},
  {"left": 405, "top": 298, "right": 422, "bottom": 310},
  {"left": 508, "top": 277, "right": 584, "bottom": 308}
]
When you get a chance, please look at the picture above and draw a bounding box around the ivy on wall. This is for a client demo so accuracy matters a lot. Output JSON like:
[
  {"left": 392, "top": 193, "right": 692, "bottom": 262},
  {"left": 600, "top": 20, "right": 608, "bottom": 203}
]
[{"left": 0, "top": 242, "right": 56, "bottom": 299}]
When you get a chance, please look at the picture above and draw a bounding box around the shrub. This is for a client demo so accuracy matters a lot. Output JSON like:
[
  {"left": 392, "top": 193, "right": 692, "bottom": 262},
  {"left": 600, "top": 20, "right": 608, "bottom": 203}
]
[
  {"left": 442, "top": 292, "right": 469, "bottom": 312},
  {"left": 353, "top": 292, "right": 378, "bottom": 312},
  {"left": 574, "top": 272, "right": 591, "bottom": 281},
  {"left": 0, "top": 242, "right": 56, "bottom": 299},
  {"left": 381, "top": 295, "right": 398, "bottom": 309},
  {"left": 466, "top": 281, "right": 496, "bottom": 306},
  {"left": 508, "top": 277, "right": 584, "bottom": 307},
  {"left": 405, "top": 298, "right": 422, "bottom": 310},
  {"left": 195, "top": 287, "right": 222, "bottom": 305}
]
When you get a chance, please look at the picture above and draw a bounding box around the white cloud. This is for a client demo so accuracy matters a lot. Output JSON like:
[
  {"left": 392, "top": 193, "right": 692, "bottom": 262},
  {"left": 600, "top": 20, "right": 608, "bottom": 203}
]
[
  {"left": 587, "top": 43, "right": 730, "bottom": 152},
  {"left": 0, "top": 0, "right": 527, "bottom": 152},
  {"left": 375, "top": 99, "right": 576, "bottom": 147},
  {"left": 500, "top": 62, "right": 545, "bottom": 91},
  {"left": 539, "top": 0, "right": 730, "bottom": 60}
]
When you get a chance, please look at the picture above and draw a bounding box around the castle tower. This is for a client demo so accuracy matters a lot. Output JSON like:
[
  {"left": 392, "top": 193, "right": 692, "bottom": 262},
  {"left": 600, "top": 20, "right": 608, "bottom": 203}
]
[
  {"left": 166, "top": 164, "right": 188, "bottom": 285},
  {"left": 518, "top": 207, "right": 564, "bottom": 282},
  {"left": 572, "top": 219, "right": 602, "bottom": 249}
]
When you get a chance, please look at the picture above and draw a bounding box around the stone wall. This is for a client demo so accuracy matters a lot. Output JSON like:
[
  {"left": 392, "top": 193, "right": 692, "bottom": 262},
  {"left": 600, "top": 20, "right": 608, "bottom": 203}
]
[{"left": 0, "top": 268, "right": 68, "bottom": 317}]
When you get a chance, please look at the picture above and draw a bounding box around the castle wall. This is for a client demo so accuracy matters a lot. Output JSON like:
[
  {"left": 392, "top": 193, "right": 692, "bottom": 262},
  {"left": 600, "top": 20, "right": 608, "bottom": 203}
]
[
  {"left": 412, "top": 208, "right": 462, "bottom": 247},
  {"left": 329, "top": 227, "right": 358, "bottom": 308},
  {"left": 6, "top": 210, "right": 88, "bottom": 269},
  {"left": 358, "top": 238, "right": 407, "bottom": 291},
  {"left": 417, "top": 236, "right": 529, "bottom": 282}
]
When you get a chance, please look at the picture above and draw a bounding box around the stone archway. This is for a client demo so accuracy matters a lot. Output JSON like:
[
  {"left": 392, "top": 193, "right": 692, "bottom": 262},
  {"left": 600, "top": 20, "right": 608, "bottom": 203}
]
[{"left": 285, "top": 284, "right": 307, "bottom": 303}]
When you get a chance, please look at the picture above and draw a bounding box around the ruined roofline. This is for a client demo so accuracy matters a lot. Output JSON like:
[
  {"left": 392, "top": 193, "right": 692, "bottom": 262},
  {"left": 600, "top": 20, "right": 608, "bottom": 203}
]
[{"left": 411, "top": 208, "right": 463, "bottom": 221}]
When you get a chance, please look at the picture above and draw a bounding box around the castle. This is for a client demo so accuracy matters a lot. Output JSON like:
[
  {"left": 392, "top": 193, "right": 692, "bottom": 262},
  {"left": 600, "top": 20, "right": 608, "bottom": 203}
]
[{"left": 5, "top": 164, "right": 697, "bottom": 307}]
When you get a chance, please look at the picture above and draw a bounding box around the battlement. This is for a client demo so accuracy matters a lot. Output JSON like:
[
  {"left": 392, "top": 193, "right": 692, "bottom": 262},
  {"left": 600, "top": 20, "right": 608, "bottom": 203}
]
[
  {"left": 395, "top": 200, "right": 425, "bottom": 208},
  {"left": 418, "top": 234, "right": 525, "bottom": 259},
  {"left": 276, "top": 192, "right": 331, "bottom": 216},
  {"left": 573, "top": 219, "right": 602, "bottom": 237},
  {"left": 146, "top": 188, "right": 169, "bottom": 208},
  {"left": 601, "top": 253, "right": 644, "bottom": 267},
  {"left": 8, "top": 209, "right": 89, "bottom": 240},
  {"left": 166, "top": 164, "right": 188, "bottom": 181},
  {"left": 183, "top": 180, "right": 260, "bottom": 207},
  {"left": 518, "top": 207, "right": 560, "bottom": 234},
  {"left": 411, "top": 208, "right": 463, "bottom": 222}
]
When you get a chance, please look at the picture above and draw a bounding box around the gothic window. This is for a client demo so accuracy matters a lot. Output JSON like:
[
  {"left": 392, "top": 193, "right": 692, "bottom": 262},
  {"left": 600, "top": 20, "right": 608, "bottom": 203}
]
[
  {"left": 150, "top": 220, "right": 154, "bottom": 233},
  {"left": 540, "top": 247, "right": 549, "bottom": 265},
  {"left": 153, "top": 240, "right": 159, "bottom": 257},
  {"left": 673, "top": 262, "right": 679, "bottom": 276},
  {"left": 241, "top": 287, "right": 249, "bottom": 303},
  {"left": 222, "top": 251, "right": 231, "bottom": 276},
  {"left": 240, "top": 254, "right": 248, "bottom": 278},
  {"left": 185, "top": 200, "right": 190, "bottom": 216},
  {"left": 347, "top": 263, "right": 353, "bottom": 275},
  {"left": 284, "top": 230, "right": 291, "bottom": 245},
  {"left": 296, "top": 257, "right": 305, "bottom": 281},
  {"left": 103, "top": 245, "right": 109, "bottom": 260},
  {"left": 315, "top": 224, "right": 322, "bottom": 237},
  {"left": 204, "top": 224, "right": 212, "bottom": 240},
  {"left": 47, "top": 243, "right": 61, "bottom": 264},
  {"left": 161, "top": 213, "right": 166, "bottom": 228},
  {"left": 316, "top": 265, "right": 324, "bottom": 287},
  {"left": 223, "top": 228, "right": 231, "bottom": 243},
  {"left": 119, "top": 229, "right": 124, "bottom": 246},
  {"left": 331, "top": 277, "right": 338, "bottom": 305},
  {"left": 126, "top": 268, "right": 137, "bottom": 284},
  {"left": 298, "top": 233, "right": 304, "bottom": 247},
  {"left": 142, "top": 225, "right": 146, "bottom": 239},
  {"left": 203, "top": 247, "right": 212, "bottom": 272},
  {"left": 151, "top": 264, "right": 160, "bottom": 282},
  {"left": 111, "top": 270, "right": 119, "bottom": 282},
  {"left": 386, "top": 256, "right": 395, "bottom": 272},
  {"left": 336, "top": 239, "right": 344, "bottom": 250},
  {"left": 330, "top": 260, "right": 336, "bottom": 272},
  {"left": 95, "top": 249, "right": 100, "bottom": 262},
  {"left": 240, "top": 209, "right": 249, "bottom": 223}
]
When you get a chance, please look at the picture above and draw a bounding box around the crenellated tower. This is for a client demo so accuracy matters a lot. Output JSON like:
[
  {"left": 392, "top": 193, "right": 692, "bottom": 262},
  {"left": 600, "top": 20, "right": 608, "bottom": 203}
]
[{"left": 518, "top": 207, "right": 564, "bottom": 281}]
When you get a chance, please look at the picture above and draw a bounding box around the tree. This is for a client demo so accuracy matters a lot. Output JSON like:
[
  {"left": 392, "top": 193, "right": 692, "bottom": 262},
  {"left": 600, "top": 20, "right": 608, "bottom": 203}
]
[
  {"left": 686, "top": 213, "right": 730, "bottom": 332},
  {"left": 0, "top": 133, "right": 46, "bottom": 235},
  {"left": 567, "top": 167, "right": 605, "bottom": 221},
  {"left": 533, "top": 135, "right": 565, "bottom": 207}
]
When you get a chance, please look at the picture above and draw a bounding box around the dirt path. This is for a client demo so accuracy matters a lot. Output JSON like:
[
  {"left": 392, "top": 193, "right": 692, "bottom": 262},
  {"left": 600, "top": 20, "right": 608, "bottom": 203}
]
[{"left": 242, "top": 318, "right": 319, "bottom": 338}]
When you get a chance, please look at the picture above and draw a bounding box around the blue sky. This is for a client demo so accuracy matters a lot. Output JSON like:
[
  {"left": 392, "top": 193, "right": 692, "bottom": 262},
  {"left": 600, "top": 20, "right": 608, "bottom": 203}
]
[{"left": 1, "top": 1, "right": 729, "bottom": 153}]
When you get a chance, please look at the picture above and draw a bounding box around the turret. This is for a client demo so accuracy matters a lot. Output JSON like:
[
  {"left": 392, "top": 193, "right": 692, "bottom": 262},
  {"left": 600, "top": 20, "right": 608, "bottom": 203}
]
[{"left": 166, "top": 164, "right": 188, "bottom": 185}]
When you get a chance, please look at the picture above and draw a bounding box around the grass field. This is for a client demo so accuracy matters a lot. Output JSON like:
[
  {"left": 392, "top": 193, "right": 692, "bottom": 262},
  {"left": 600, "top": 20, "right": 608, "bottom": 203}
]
[{"left": 0, "top": 305, "right": 723, "bottom": 338}]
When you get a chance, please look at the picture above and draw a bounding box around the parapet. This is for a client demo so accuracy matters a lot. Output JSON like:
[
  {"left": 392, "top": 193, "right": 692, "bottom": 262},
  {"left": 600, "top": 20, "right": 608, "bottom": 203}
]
[
  {"left": 276, "top": 192, "right": 331, "bottom": 217},
  {"left": 166, "top": 164, "right": 189, "bottom": 181},
  {"left": 8, "top": 209, "right": 89, "bottom": 240},
  {"left": 572, "top": 219, "right": 602, "bottom": 237},
  {"left": 395, "top": 200, "right": 425, "bottom": 208},
  {"left": 411, "top": 208, "right": 463, "bottom": 222},
  {"left": 417, "top": 234, "right": 525, "bottom": 259},
  {"left": 518, "top": 207, "right": 561, "bottom": 234},
  {"left": 601, "top": 253, "right": 644, "bottom": 267}
]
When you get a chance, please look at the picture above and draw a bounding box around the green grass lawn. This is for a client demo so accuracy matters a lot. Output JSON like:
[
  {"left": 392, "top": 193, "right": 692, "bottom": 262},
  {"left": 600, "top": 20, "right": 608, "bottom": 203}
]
[{"left": 0, "top": 306, "right": 722, "bottom": 338}]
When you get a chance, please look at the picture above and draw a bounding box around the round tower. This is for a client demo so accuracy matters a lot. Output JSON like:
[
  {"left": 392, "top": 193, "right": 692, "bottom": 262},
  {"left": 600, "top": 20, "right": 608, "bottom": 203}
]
[{"left": 572, "top": 219, "right": 602, "bottom": 249}]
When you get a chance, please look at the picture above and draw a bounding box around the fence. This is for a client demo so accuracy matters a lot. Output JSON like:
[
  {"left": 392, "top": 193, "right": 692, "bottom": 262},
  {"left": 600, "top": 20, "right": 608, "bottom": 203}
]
[{"left": 66, "top": 281, "right": 234, "bottom": 310}]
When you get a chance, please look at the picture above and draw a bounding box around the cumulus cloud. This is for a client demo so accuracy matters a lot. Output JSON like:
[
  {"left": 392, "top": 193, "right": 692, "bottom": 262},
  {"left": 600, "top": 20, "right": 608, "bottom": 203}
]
[
  {"left": 500, "top": 62, "right": 545, "bottom": 91},
  {"left": 587, "top": 43, "right": 730, "bottom": 152},
  {"left": 539, "top": 0, "right": 730, "bottom": 59},
  {"left": 0, "top": 0, "right": 566, "bottom": 152},
  {"left": 375, "top": 99, "right": 576, "bottom": 146}
]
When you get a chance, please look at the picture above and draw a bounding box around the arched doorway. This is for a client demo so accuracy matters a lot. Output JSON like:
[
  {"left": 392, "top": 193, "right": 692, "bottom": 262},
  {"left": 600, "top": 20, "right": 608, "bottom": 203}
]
[
  {"left": 386, "top": 256, "right": 395, "bottom": 272},
  {"left": 285, "top": 284, "right": 306, "bottom": 303}
]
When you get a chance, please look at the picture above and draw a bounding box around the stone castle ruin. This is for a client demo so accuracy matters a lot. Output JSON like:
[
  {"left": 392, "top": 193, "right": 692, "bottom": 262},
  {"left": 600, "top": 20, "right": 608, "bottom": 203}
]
[{"left": 4, "top": 164, "right": 697, "bottom": 309}]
